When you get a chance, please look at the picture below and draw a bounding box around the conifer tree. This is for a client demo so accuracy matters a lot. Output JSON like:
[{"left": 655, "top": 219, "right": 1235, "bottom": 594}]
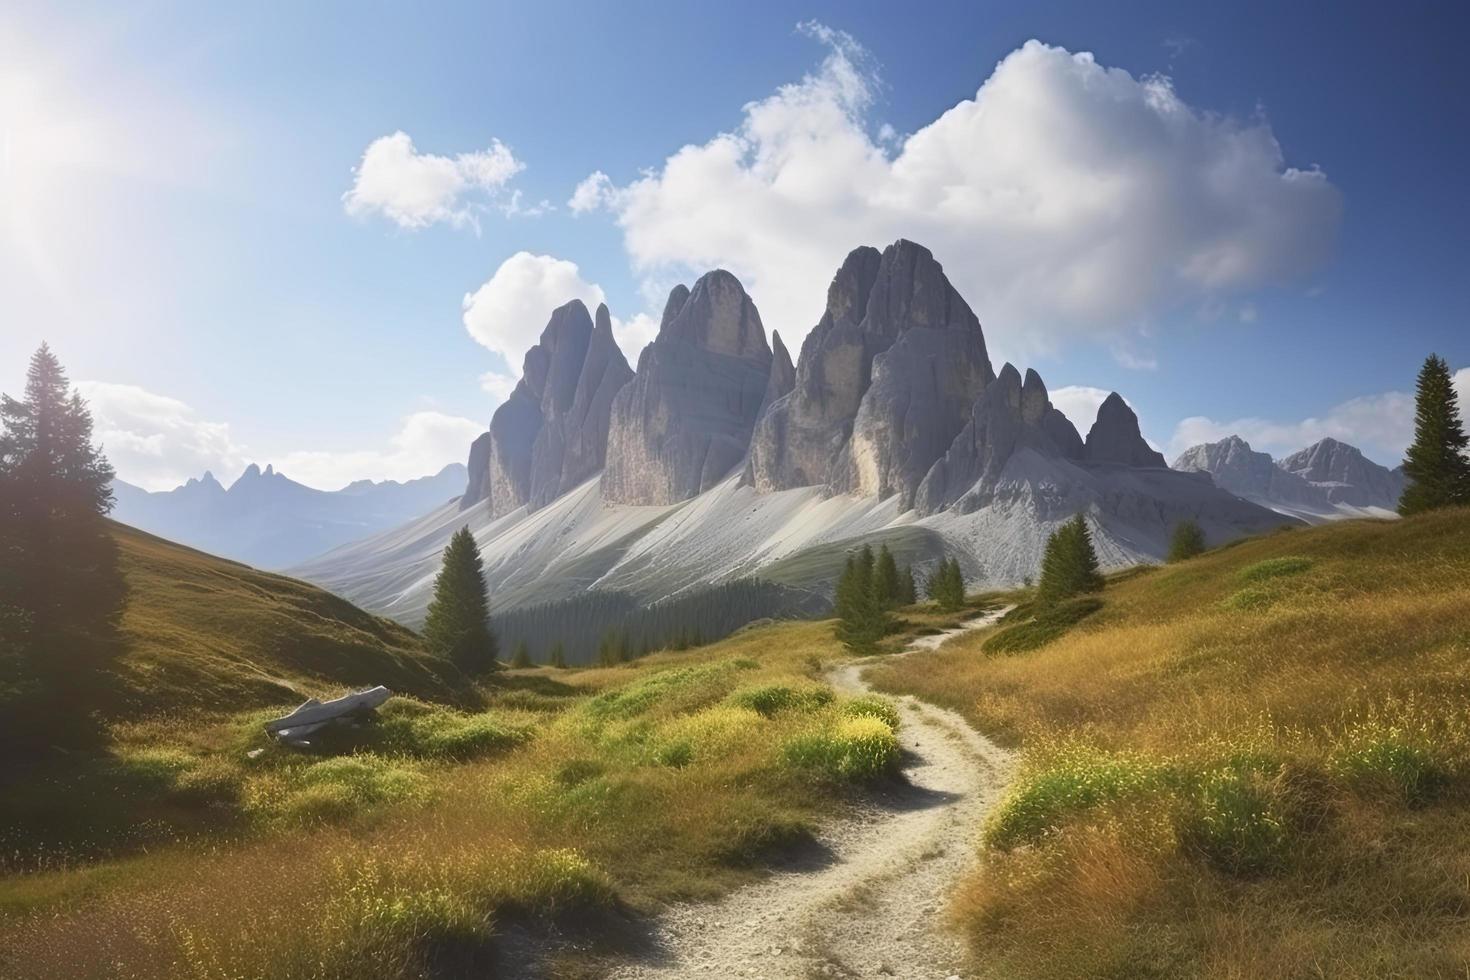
[
  {"left": 423, "top": 526, "right": 497, "bottom": 675},
  {"left": 1167, "top": 520, "right": 1207, "bottom": 562},
  {"left": 548, "top": 642, "right": 567, "bottom": 669},
  {"left": 0, "top": 344, "right": 125, "bottom": 681},
  {"left": 510, "top": 640, "right": 532, "bottom": 668},
  {"left": 1037, "top": 514, "right": 1104, "bottom": 604},
  {"left": 899, "top": 564, "right": 918, "bottom": 606},
  {"left": 874, "top": 544, "right": 900, "bottom": 608},
  {"left": 835, "top": 545, "right": 891, "bottom": 654},
  {"left": 925, "top": 556, "right": 965, "bottom": 611},
  {"left": 1399, "top": 354, "right": 1470, "bottom": 515}
]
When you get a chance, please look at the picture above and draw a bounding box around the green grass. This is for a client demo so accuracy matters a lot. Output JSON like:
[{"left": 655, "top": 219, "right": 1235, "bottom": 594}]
[
  {"left": 983, "top": 597, "right": 1103, "bottom": 654},
  {"left": 869, "top": 507, "right": 1470, "bottom": 978}
]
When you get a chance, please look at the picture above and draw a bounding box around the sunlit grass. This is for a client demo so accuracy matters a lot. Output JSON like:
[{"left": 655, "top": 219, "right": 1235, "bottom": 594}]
[{"left": 871, "top": 507, "right": 1470, "bottom": 978}]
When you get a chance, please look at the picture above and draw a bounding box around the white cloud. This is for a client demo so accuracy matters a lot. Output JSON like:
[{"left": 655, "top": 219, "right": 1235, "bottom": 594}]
[
  {"left": 275, "top": 411, "right": 484, "bottom": 490},
  {"left": 78, "top": 381, "right": 246, "bottom": 491},
  {"left": 479, "top": 370, "right": 519, "bottom": 404},
  {"left": 462, "top": 252, "right": 607, "bottom": 371},
  {"left": 78, "top": 381, "right": 481, "bottom": 491},
  {"left": 568, "top": 171, "right": 613, "bottom": 214},
  {"left": 583, "top": 28, "right": 1340, "bottom": 356},
  {"left": 462, "top": 251, "right": 660, "bottom": 377},
  {"left": 343, "top": 131, "right": 525, "bottom": 230},
  {"left": 1049, "top": 385, "right": 1116, "bottom": 434},
  {"left": 1167, "top": 368, "right": 1470, "bottom": 466}
]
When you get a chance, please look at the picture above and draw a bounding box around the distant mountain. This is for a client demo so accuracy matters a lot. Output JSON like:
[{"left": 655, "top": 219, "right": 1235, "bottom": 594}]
[
  {"left": 110, "top": 463, "right": 466, "bottom": 569},
  {"left": 295, "top": 240, "right": 1293, "bottom": 626},
  {"left": 1172, "top": 436, "right": 1403, "bottom": 520}
]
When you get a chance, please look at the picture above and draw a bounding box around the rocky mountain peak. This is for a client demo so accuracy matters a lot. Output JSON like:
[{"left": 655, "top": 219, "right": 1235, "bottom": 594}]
[
  {"left": 1083, "top": 394, "right": 1166, "bottom": 468},
  {"left": 602, "top": 271, "right": 774, "bottom": 506},
  {"left": 1278, "top": 437, "right": 1405, "bottom": 508},
  {"left": 462, "top": 299, "right": 633, "bottom": 515},
  {"left": 1172, "top": 435, "right": 1328, "bottom": 511}
]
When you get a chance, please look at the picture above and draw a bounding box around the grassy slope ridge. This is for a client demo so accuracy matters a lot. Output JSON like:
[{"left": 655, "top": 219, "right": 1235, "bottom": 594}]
[
  {"left": 870, "top": 510, "right": 1470, "bottom": 979},
  {"left": 0, "top": 615, "right": 904, "bottom": 978},
  {"left": 105, "top": 521, "right": 468, "bottom": 712}
]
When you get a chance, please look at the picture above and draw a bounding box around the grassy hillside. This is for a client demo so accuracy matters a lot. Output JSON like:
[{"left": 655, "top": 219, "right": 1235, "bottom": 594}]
[
  {"left": 102, "top": 521, "right": 468, "bottom": 712},
  {"left": 0, "top": 612, "right": 905, "bottom": 978},
  {"left": 870, "top": 509, "right": 1470, "bottom": 979}
]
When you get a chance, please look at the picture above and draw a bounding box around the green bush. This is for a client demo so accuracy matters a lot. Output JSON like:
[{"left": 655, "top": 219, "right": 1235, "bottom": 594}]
[
  {"left": 1330, "top": 737, "right": 1443, "bottom": 804},
  {"left": 244, "top": 755, "right": 429, "bottom": 824},
  {"left": 653, "top": 738, "right": 694, "bottom": 768},
  {"left": 781, "top": 716, "right": 900, "bottom": 782},
  {"left": 1182, "top": 768, "right": 1289, "bottom": 874},
  {"left": 984, "top": 597, "right": 1103, "bottom": 654},
  {"left": 1237, "top": 556, "right": 1313, "bottom": 583},
  {"left": 985, "top": 747, "right": 1174, "bottom": 850},
  {"left": 840, "top": 694, "right": 900, "bottom": 731},
  {"left": 727, "top": 683, "right": 834, "bottom": 717}
]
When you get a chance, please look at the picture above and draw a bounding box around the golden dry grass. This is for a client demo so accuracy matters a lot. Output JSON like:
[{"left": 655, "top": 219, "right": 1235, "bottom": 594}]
[
  {"left": 0, "top": 619, "right": 902, "bottom": 978},
  {"left": 869, "top": 509, "right": 1470, "bottom": 979}
]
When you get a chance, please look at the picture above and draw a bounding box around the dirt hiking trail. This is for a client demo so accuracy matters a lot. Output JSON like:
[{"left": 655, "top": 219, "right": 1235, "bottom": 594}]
[{"left": 606, "top": 607, "right": 1015, "bottom": 979}]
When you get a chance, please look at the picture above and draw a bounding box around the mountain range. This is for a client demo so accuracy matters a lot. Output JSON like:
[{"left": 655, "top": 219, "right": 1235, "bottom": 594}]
[
  {"left": 111, "top": 463, "right": 467, "bottom": 569},
  {"left": 1172, "top": 435, "right": 1404, "bottom": 520},
  {"left": 291, "top": 239, "right": 1301, "bottom": 625}
]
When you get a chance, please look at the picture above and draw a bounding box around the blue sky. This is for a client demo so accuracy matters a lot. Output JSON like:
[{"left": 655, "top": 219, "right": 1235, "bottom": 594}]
[{"left": 2, "top": 1, "right": 1466, "bottom": 489}]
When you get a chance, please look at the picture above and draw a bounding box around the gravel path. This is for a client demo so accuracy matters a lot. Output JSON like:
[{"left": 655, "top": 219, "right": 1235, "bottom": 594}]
[{"left": 606, "top": 608, "right": 1015, "bottom": 979}]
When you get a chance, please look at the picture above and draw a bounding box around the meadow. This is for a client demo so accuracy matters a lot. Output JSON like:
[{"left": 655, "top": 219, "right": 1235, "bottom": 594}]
[
  {"left": 869, "top": 508, "right": 1470, "bottom": 979},
  {"left": 0, "top": 614, "right": 903, "bottom": 979}
]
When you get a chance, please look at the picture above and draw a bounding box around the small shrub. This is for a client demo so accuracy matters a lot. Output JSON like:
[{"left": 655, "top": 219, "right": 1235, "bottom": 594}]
[
  {"left": 1330, "top": 736, "right": 1443, "bottom": 804},
  {"left": 840, "top": 694, "right": 901, "bottom": 731},
  {"left": 114, "top": 748, "right": 196, "bottom": 790},
  {"left": 658, "top": 705, "right": 765, "bottom": 761},
  {"left": 985, "top": 746, "right": 1174, "bottom": 850},
  {"left": 728, "top": 683, "right": 834, "bottom": 717},
  {"left": 1182, "top": 768, "right": 1288, "bottom": 874},
  {"left": 1237, "top": 556, "right": 1313, "bottom": 583},
  {"left": 781, "top": 716, "right": 900, "bottom": 782},
  {"left": 984, "top": 598, "right": 1103, "bottom": 655},
  {"left": 1168, "top": 520, "right": 1208, "bottom": 562},
  {"left": 653, "top": 738, "right": 694, "bottom": 768},
  {"left": 244, "top": 755, "right": 430, "bottom": 824}
]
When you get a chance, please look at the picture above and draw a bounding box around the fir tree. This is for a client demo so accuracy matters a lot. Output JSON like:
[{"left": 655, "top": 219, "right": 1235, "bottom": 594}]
[
  {"left": 1037, "top": 514, "right": 1104, "bottom": 604},
  {"left": 510, "top": 640, "right": 532, "bottom": 668},
  {"left": 548, "top": 642, "right": 567, "bottom": 669},
  {"left": 873, "top": 544, "right": 900, "bottom": 608},
  {"left": 834, "top": 545, "right": 891, "bottom": 654},
  {"left": 1167, "top": 520, "right": 1207, "bottom": 562},
  {"left": 0, "top": 344, "right": 126, "bottom": 691},
  {"left": 926, "top": 557, "right": 965, "bottom": 611},
  {"left": 1399, "top": 354, "right": 1470, "bottom": 515},
  {"left": 899, "top": 564, "right": 918, "bottom": 606},
  {"left": 422, "top": 526, "right": 497, "bottom": 675}
]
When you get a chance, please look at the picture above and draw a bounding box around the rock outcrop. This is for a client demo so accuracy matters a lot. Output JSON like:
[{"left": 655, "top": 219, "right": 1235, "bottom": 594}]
[
  {"left": 601, "top": 271, "right": 773, "bottom": 506},
  {"left": 1277, "top": 437, "right": 1405, "bottom": 509},
  {"left": 748, "top": 240, "right": 994, "bottom": 506},
  {"left": 463, "top": 300, "right": 632, "bottom": 516},
  {"left": 1083, "top": 393, "right": 1167, "bottom": 468},
  {"left": 916, "top": 365, "right": 1084, "bottom": 514},
  {"left": 1172, "top": 435, "right": 1328, "bottom": 510}
]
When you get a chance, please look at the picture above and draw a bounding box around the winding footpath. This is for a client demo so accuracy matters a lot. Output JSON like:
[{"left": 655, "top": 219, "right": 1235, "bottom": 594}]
[{"left": 608, "top": 607, "right": 1016, "bottom": 979}]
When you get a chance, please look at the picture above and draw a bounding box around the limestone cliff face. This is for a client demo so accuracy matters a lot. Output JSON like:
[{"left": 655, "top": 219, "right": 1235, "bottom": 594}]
[
  {"left": 837, "top": 241, "right": 995, "bottom": 505},
  {"left": 601, "top": 271, "right": 773, "bottom": 506},
  {"left": 748, "top": 240, "right": 993, "bottom": 506},
  {"left": 915, "top": 365, "right": 1084, "bottom": 515},
  {"left": 1083, "top": 393, "right": 1167, "bottom": 468},
  {"left": 462, "top": 300, "right": 632, "bottom": 516},
  {"left": 1278, "top": 437, "right": 1406, "bottom": 508},
  {"left": 1172, "top": 435, "right": 1327, "bottom": 509}
]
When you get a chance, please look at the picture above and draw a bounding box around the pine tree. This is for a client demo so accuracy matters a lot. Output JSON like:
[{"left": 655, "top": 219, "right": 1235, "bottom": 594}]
[
  {"left": 835, "top": 546, "right": 890, "bottom": 654},
  {"left": 422, "top": 526, "right": 497, "bottom": 675},
  {"left": 548, "top": 642, "right": 567, "bottom": 669},
  {"left": 510, "top": 640, "right": 532, "bottom": 668},
  {"left": 899, "top": 564, "right": 918, "bottom": 606},
  {"left": 925, "top": 556, "right": 965, "bottom": 611},
  {"left": 873, "top": 544, "right": 900, "bottom": 608},
  {"left": 1037, "top": 514, "right": 1104, "bottom": 604},
  {"left": 0, "top": 344, "right": 126, "bottom": 679},
  {"left": 1167, "top": 520, "right": 1207, "bottom": 562},
  {"left": 1399, "top": 354, "right": 1470, "bottom": 515}
]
